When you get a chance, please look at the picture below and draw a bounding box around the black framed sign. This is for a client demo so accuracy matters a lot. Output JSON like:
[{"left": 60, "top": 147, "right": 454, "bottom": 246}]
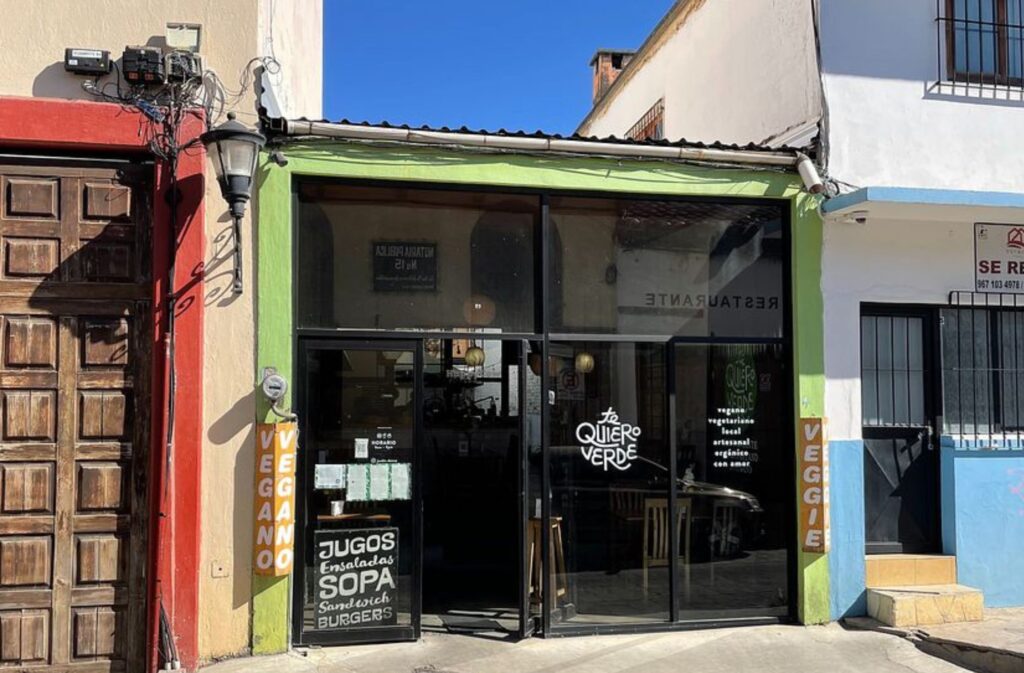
[
  {"left": 314, "top": 528, "right": 400, "bottom": 629},
  {"left": 373, "top": 241, "right": 437, "bottom": 291}
]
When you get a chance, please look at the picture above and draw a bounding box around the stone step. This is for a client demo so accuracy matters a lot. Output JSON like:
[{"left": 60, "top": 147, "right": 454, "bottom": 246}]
[
  {"left": 865, "top": 554, "right": 957, "bottom": 588},
  {"left": 867, "top": 584, "right": 984, "bottom": 627}
]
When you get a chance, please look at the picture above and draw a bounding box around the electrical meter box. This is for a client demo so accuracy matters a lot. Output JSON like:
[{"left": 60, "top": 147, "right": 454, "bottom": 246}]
[
  {"left": 64, "top": 48, "right": 111, "bottom": 76},
  {"left": 165, "top": 51, "right": 203, "bottom": 82},
  {"left": 122, "top": 46, "right": 165, "bottom": 84}
]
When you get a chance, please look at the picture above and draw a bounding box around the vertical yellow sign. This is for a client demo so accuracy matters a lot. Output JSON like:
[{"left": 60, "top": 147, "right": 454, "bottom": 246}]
[
  {"left": 798, "top": 418, "right": 830, "bottom": 553},
  {"left": 253, "top": 423, "right": 298, "bottom": 576}
]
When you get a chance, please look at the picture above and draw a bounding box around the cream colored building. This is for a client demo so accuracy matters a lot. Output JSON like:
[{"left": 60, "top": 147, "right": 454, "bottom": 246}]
[
  {"left": 0, "top": 0, "right": 321, "bottom": 666},
  {"left": 577, "top": 0, "right": 820, "bottom": 147}
]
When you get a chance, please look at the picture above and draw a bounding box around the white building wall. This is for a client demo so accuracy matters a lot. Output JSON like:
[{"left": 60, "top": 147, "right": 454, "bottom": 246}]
[
  {"left": 820, "top": 0, "right": 1024, "bottom": 191},
  {"left": 580, "top": 0, "right": 820, "bottom": 145},
  {"left": 822, "top": 205, "right": 1024, "bottom": 440}
]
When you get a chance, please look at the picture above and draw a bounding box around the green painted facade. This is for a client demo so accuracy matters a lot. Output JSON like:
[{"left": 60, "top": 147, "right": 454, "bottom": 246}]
[{"left": 253, "top": 141, "right": 828, "bottom": 651}]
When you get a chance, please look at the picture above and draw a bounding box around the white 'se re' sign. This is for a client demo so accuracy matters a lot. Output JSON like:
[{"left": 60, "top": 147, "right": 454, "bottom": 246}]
[{"left": 976, "top": 223, "right": 1024, "bottom": 294}]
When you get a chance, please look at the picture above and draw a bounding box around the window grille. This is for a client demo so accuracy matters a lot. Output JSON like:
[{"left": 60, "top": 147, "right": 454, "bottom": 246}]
[
  {"left": 861, "top": 314, "right": 929, "bottom": 429},
  {"left": 625, "top": 99, "right": 665, "bottom": 141},
  {"left": 942, "top": 291, "right": 1024, "bottom": 442},
  {"left": 937, "top": 0, "right": 1024, "bottom": 91}
]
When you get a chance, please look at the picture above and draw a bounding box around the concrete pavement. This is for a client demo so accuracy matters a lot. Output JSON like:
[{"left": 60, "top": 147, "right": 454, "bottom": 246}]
[
  {"left": 846, "top": 607, "right": 1024, "bottom": 673},
  {"left": 200, "top": 622, "right": 971, "bottom": 673}
]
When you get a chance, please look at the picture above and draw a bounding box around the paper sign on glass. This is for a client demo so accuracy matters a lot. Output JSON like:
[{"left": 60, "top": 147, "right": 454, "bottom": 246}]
[
  {"left": 390, "top": 463, "right": 411, "bottom": 500},
  {"left": 346, "top": 464, "right": 369, "bottom": 501},
  {"left": 314, "top": 464, "right": 345, "bottom": 490},
  {"left": 369, "top": 463, "right": 391, "bottom": 501}
]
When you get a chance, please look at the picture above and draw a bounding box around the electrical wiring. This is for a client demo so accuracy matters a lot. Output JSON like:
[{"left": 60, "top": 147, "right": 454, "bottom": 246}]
[{"left": 80, "top": 53, "right": 279, "bottom": 131}]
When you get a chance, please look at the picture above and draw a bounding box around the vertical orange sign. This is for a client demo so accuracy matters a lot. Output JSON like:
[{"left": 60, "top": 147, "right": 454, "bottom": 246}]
[
  {"left": 798, "top": 418, "right": 830, "bottom": 553},
  {"left": 253, "top": 423, "right": 298, "bottom": 576}
]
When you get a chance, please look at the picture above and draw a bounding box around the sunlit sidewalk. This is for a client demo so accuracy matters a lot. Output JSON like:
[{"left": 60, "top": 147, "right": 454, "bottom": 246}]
[{"left": 199, "top": 622, "right": 970, "bottom": 673}]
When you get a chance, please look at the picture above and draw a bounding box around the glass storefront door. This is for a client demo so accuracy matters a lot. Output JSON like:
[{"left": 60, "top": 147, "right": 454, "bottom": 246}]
[
  {"left": 673, "top": 343, "right": 791, "bottom": 620},
  {"left": 295, "top": 340, "right": 421, "bottom": 645},
  {"left": 295, "top": 338, "right": 535, "bottom": 645},
  {"left": 420, "top": 338, "right": 533, "bottom": 636}
]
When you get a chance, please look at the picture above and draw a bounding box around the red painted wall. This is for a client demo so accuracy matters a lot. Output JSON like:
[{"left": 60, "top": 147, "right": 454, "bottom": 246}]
[{"left": 0, "top": 95, "right": 204, "bottom": 672}]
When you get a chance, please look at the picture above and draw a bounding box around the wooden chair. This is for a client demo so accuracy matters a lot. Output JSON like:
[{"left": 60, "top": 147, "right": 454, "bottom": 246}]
[
  {"left": 608, "top": 488, "right": 645, "bottom": 572},
  {"left": 642, "top": 497, "right": 692, "bottom": 596},
  {"left": 527, "top": 517, "right": 567, "bottom": 606}
]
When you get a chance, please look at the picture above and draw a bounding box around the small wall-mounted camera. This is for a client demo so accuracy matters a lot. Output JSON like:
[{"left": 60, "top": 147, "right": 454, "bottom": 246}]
[{"left": 846, "top": 210, "right": 869, "bottom": 225}]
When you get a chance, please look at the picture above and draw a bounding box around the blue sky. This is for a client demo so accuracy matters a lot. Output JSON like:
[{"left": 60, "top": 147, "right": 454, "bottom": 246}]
[{"left": 322, "top": 1, "right": 674, "bottom": 135}]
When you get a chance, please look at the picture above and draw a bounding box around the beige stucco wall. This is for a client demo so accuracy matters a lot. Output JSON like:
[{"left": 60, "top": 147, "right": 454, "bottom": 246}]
[
  {"left": 259, "top": 0, "right": 323, "bottom": 120},
  {"left": 0, "top": 0, "right": 321, "bottom": 661},
  {"left": 578, "top": 0, "right": 821, "bottom": 145}
]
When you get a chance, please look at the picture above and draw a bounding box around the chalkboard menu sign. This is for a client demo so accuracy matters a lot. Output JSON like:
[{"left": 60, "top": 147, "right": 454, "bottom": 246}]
[
  {"left": 314, "top": 528, "right": 399, "bottom": 629},
  {"left": 373, "top": 241, "right": 437, "bottom": 291}
]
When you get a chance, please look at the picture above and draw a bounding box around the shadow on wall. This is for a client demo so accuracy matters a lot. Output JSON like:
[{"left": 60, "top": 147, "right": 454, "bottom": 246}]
[
  {"left": 204, "top": 212, "right": 243, "bottom": 308},
  {"left": 207, "top": 389, "right": 258, "bottom": 611},
  {"left": 32, "top": 62, "right": 87, "bottom": 99}
]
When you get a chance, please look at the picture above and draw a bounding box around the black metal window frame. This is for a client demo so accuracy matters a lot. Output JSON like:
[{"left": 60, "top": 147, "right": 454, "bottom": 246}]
[
  {"left": 859, "top": 307, "right": 940, "bottom": 431},
  {"left": 289, "top": 176, "right": 798, "bottom": 641},
  {"left": 938, "top": 0, "right": 1024, "bottom": 88},
  {"left": 943, "top": 291, "right": 1024, "bottom": 440}
]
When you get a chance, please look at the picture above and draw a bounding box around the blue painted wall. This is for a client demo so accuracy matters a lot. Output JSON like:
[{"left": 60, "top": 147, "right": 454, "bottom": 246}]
[
  {"left": 942, "top": 437, "right": 1024, "bottom": 607},
  {"left": 829, "top": 439, "right": 866, "bottom": 619},
  {"left": 941, "top": 444, "right": 957, "bottom": 556}
]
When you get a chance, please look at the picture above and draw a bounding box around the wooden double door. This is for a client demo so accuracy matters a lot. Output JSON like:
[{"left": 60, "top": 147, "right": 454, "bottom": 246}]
[{"left": 0, "top": 160, "right": 152, "bottom": 671}]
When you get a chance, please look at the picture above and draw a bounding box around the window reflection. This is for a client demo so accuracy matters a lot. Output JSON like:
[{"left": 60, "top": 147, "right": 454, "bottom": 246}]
[
  {"left": 675, "top": 343, "right": 790, "bottom": 619},
  {"left": 297, "top": 184, "right": 538, "bottom": 332},
  {"left": 550, "top": 197, "right": 784, "bottom": 338},
  {"left": 548, "top": 342, "right": 670, "bottom": 624}
]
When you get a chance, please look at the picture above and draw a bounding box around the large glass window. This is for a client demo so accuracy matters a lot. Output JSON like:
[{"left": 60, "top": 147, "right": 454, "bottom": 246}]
[
  {"left": 549, "top": 197, "right": 785, "bottom": 338},
  {"left": 674, "top": 343, "right": 790, "bottom": 619},
  {"left": 297, "top": 183, "right": 538, "bottom": 332},
  {"left": 547, "top": 341, "right": 670, "bottom": 624}
]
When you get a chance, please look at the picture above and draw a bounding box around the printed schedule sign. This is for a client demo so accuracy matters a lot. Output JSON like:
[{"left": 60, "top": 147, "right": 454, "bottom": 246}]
[
  {"left": 314, "top": 528, "right": 399, "bottom": 630},
  {"left": 976, "top": 223, "right": 1024, "bottom": 293}
]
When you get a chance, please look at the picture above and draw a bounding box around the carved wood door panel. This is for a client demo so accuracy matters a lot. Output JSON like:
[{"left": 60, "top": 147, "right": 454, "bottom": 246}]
[{"left": 0, "top": 161, "right": 151, "bottom": 672}]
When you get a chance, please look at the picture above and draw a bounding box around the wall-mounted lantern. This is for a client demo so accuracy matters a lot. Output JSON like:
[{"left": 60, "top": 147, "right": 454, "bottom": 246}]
[{"left": 201, "top": 112, "right": 266, "bottom": 294}]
